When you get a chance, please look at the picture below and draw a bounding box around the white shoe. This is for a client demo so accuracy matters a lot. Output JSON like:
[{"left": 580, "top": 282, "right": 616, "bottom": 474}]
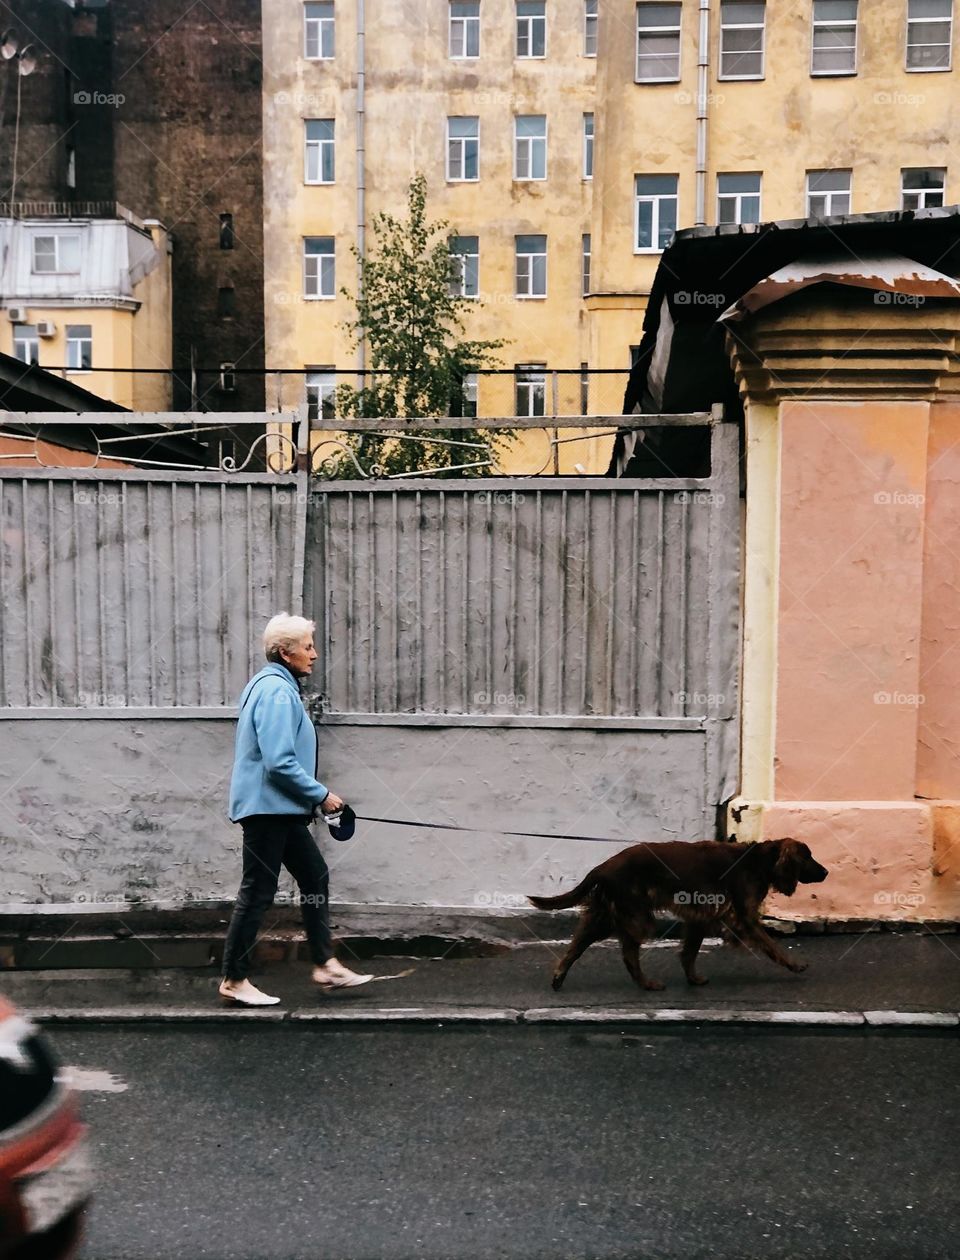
[
  {"left": 312, "top": 960, "right": 374, "bottom": 990},
  {"left": 218, "top": 979, "right": 281, "bottom": 1007}
]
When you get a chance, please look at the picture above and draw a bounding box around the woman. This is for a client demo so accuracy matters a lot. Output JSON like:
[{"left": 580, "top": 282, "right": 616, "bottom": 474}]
[{"left": 219, "top": 612, "right": 372, "bottom": 1006}]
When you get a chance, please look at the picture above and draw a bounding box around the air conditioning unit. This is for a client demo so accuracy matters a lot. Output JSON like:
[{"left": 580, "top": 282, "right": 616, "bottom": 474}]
[
  {"left": 6, "top": 307, "right": 27, "bottom": 324},
  {"left": 37, "top": 321, "right": 57, "bottom": 338}
]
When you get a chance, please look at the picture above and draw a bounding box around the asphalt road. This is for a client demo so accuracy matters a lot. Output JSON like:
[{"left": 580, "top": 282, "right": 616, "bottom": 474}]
[{"left": 54, "top": 1024, "right": 958, "bottom": 1260}]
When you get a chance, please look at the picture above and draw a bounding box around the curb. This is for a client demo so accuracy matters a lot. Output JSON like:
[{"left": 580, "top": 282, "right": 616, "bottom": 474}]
[{"left": 26, "top": 1006, "right": 960, "bottom": 1028}]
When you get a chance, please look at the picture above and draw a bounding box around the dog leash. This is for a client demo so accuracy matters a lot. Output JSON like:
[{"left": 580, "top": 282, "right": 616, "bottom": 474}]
[{"left": 352, "top": 813, "right": 630, "bottom": 844}]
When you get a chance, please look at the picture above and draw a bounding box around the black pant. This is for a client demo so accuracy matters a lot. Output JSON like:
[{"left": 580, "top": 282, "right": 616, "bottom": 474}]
[{"left": 222, "top": 814, "right": 333, "bottom": 981}]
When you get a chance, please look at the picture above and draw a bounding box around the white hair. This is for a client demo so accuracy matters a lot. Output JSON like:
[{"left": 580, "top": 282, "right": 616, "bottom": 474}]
[{"left": 263, "top": 612, "right": 316, "bottom": 662}]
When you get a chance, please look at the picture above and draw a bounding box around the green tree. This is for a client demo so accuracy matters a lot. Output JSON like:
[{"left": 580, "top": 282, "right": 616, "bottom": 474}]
[{"left": 329, "top": 173, "right": 510, "bottom": 478}]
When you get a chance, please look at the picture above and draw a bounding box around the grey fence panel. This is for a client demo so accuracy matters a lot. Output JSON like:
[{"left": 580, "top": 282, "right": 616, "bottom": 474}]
[
  {"left": 306, "top": 465, "right": 737, "bottom": 722},
  {"left": 0, "top": 472, "right": 299, "bottom": 709}
]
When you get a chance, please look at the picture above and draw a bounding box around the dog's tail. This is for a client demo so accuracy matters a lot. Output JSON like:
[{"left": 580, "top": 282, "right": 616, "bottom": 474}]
[{"left": 528, "top": 870, "right": 600, "bottom": 911}]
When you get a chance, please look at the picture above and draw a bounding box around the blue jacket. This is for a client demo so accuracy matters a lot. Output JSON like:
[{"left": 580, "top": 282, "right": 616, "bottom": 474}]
[{"left": 228, "top": 663, "right": 329, "bottom": 822}]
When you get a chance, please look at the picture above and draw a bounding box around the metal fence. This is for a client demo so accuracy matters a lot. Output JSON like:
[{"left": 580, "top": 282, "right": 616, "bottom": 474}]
[{"left": 0, "top": 468, "right": 299, "bottom": 709}]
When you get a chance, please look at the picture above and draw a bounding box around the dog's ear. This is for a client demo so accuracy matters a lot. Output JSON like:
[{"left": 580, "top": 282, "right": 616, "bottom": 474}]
[{"left": 770, "top": 839, "right": 801, "bottom": 896}]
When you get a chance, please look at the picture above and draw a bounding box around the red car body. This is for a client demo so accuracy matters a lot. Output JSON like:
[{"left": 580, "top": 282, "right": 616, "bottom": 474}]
[{"left": 0, "top": 998, "right": 91, "bottom": 1259}]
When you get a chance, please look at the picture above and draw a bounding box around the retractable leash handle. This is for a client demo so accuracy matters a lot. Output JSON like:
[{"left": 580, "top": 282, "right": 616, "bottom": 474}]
[{"left": 323, "top": 802, "right": 357, "bottom": 842}]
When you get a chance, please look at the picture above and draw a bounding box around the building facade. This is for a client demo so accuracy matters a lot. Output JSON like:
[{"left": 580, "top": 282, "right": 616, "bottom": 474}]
[
  {"left": 262, "top": 0, "right": 957, "bottom": 447},
  {"left": 0, "top": 204, "right": 173, "bottom": 410}
]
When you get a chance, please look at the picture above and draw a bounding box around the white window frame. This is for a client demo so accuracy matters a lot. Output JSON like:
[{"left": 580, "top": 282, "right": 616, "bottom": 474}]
[
  {"left": 12, "top": 325, "right": 39, "bottom": 366},
  {"left": 515, "top": 364, "right": 546, "bottom": 417},
  {"left": 304, "top": 119, "right": 335, "bottom": 184},
  {"left": 900, "top": 167, "right": 947, "bottom": 210},
  {"left": 583, "top": 113, "right": 594, "bottom": 179},
  {"left": 716, "top": 172, "right": 762, "bottom": 224},
  {"left": 515, "top": 235, "right": 547, "bottom": 298},
  {"left": 305, "top": 368, "right": 337, "bottom": 421},
  {"left": 581, "top": 233, "right": 591, "bottom": 297},
  {"left": 449, "top": 235, "right": 480, "bottom": 297},
  {"left": 514, "top": 115, "right": 547, "bottom": 181},
  {"left": 634, "top": 175, "right": 678, "bottom": 253},
  {"left": 636, "top": 3, "right": 682, "bottom": 83},
  {"left": 810, "top": 0, "right": 858, "bottom": 76},
  {"left": 718, "top": 1, "right": 766, "bottom": 80},
  {"left": 447, "top": 116, "right": 480, "bottom": 182},
  {"left": 584, "top": 0, "right": 598, "bottom": 54},
  {"left": 805, "top": 169, "right": 851, "bottom": 217},
  {"left": 303, "top": 236, "right": 336, "bottom": 299},
  {"left": 303, "top": 2, "right": 335, "bottom": 60},
  {"left": 66, "top": 324, "right": 93, "bottom": 373},
  {"left": 905, "top": 0, "right": 953, "bottom": 70},
  {"left": 450, "top": 1, "right": 481, "bottom": 58},
  {"left": 32, "top": 233, "right": 81, "bottom": 275},
  {"left": 516, "top": 1, "right": 547, "bottom": 58}
]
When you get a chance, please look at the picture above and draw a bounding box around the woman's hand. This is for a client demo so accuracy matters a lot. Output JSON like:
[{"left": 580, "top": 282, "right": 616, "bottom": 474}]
[{"left": 320, "top": 791, "right": 345, "bottom": 814}]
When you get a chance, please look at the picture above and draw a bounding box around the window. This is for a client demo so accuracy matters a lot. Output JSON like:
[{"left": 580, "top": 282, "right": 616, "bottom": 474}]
[
  {"left": 515, "top": 234, "right": 547, "bottom": 297},
  {"left": 450, "top": 1, "right": 480, "bottom": 57},
  {"left": 719, "top": 1, "right": 765, "bottom": 78},
  {"left": 304, "top": 2, "right": 335, "bottom": 59},
  {"left": 219, "top": 363, "right": 237, "bottom": 393},
  {"left": 517, "top": 1, "right": 546, "bottom": 56},
  {"left": 636, "top": 4, "right": 682, "bottom": 81},
  {"left": 584, "top": 0, "right": 598, "bottom": 54},
  {"left": 306, "top": 369, "right": 337, "bottom": 421},
  {"left": 217, "top": 285, "right": 236, "bottom": 317},
  {"left": 635, "top": 174, "right": 678, "bottom": 251},
  {"left": 66, "top": 145, "right": 76, "bottom": 190},
  {"left": 580, "top": 362, "right": 590, "bottom": 415},
  {"left": 32, "top": 233, "right": 80, "bottom": 274},
  {"left": 219, "top": 212, "right": 235, "bottom": 249},
  {"left": 811, "top": 0, "right": 858, "bottom": 74},
  {"left": 305, "top": 119, "right": 335, "bottom": 184},
  {"left": 901, "top": 167, "right": 946, "bottom": 209},
  {"left": 583, "top": 113, "right": 594, "bottom": 178},
  {"left": 515, "top": 365, "right": 546, "bottom": 417},
  {"left": 303, "top": 236, "right": 335, "bottom": 298},
  {"left": 13, "top": 325, "right": 39, "bottom": 366},
  {"left": 717, "top": 172, "right": 761, "bottom": 224},
  {"left": 449, "top": 235, "right": 479, "bottom": 297},
  {"left": 514, "top": 115, "right": 547, "bottom": 180},
  {"left": 447, "top": 116, "right": 479, "bottom": 180},
  {"left": 906, "top": 0, "right": 953, "bottom": 69},
  {"left": 581, "top": 233, "right": 591, "bottom": 296},
  {"left": 806, "top": 168, "right": 851, "bottom": 216}
]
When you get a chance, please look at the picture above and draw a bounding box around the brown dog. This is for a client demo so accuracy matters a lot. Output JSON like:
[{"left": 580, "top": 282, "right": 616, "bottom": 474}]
[{"left": 528, "top": 839, "right": 828, "bottom": 992}]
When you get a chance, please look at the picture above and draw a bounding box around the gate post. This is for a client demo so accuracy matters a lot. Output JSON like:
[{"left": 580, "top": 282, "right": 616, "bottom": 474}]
[{"left": 725, "top": 288, "right": 960, "bottom": 924}]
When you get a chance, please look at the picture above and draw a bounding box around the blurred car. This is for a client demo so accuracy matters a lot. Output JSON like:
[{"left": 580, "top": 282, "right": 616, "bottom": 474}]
[{"left": 0, "top": 997, "right": 91, "bottom": 1258}]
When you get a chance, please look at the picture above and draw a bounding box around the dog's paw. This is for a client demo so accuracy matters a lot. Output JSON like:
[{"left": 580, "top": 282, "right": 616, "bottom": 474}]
[
  {"left": 686, "top": 974, "right": 709, "bottom": 986},
  {"left": 788, "top": 961, "right": 808, "bottom": 974},
  {"left": 642, "top": 979, "right": 666, "bottom": 992},
  {"left": 551, "top": 974, "right": 565, "bottom": 991}
]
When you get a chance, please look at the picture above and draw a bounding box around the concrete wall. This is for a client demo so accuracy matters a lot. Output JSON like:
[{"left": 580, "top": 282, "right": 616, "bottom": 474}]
[{"left": 0, "top": 718, "right": 707, "bottom": 912}]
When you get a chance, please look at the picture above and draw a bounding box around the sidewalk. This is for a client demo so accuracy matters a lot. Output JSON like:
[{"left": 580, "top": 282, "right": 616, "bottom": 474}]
[{"left": 3, "top": 932, "right": 958, "bottom": 1028}]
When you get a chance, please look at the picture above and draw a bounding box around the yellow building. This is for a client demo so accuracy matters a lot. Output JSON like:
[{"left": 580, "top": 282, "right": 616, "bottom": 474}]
[
  {"left": 0, "top": 203, "right": 173, "bottom": 412},
  {"left": 262, "top": 0, "right": 956, "bottom": 469}
]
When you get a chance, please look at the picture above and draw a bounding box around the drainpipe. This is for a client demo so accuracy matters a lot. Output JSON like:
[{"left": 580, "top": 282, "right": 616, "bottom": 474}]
[
  {"left": 694, "top": 0, "right": 710, "bottom": 227},
  {"left": 356, "top": 0, "right": 366, "bottom": 389}
]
